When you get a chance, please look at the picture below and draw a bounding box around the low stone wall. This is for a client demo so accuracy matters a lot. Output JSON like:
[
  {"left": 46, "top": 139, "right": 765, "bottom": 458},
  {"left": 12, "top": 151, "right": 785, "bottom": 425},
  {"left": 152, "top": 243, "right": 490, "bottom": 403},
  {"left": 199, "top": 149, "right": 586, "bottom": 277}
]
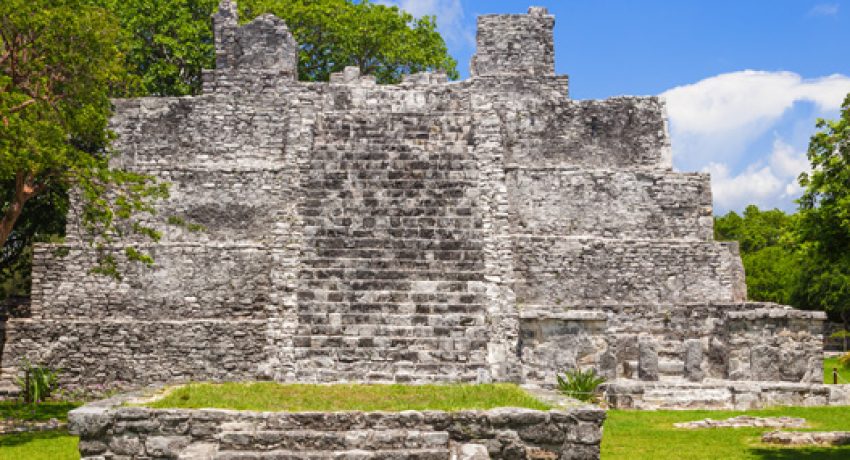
[
  {"left": 603, "top": 380, "right": 850, "bottom": 410},
  {"left": 69, "top": 392, "right": 606, "bottom": 460}
]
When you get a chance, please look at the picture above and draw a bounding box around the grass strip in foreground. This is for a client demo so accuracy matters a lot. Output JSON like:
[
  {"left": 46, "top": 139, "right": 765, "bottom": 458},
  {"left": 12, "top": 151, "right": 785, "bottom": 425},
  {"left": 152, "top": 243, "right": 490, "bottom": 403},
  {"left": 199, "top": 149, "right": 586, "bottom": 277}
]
[
  {"left": 144, "top": 382, "right": 551, "bottom": 412},
  {"left": 602, "top": 406, "right": 850, "bottom": 460},
  {"left": 0, "top": 431, "right": 78, "bottom": 460}
]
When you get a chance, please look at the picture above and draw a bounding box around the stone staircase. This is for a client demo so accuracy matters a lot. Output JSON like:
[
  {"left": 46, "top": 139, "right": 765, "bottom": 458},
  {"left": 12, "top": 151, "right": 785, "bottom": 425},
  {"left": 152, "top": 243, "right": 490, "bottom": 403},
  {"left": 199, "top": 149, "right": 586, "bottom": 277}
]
[
  {"left": 293, "top": 112, "right": 490, "bottom": 383},
  {"left": 212, "top": 429, "right": 450, "bottom": 459}
]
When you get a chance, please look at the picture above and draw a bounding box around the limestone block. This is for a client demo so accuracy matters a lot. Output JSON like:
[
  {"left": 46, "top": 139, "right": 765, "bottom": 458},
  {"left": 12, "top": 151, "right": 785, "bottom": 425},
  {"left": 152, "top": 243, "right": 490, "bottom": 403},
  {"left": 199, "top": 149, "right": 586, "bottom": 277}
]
[
  {"left": 638, "top": 340, "right": 659, "bottom": 381},
  {"left": 684, "top": 339, "right": 704, "bottom": 382},
  {"left": 455, "top": 443, "right": 490, "bottom": 459}
]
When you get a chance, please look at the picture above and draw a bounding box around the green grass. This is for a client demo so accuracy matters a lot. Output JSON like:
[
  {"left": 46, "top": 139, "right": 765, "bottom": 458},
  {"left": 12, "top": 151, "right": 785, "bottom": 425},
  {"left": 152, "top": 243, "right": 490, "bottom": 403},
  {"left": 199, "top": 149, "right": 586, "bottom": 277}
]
[
  {"left": 0, "top": 401, "right": 80, "bottom": 422},
  {"left": 602, "top": 406, "right": 850, "bottom": 460},
  {"left": 0, "top": 401, "right": 81, "bottom": 460},
  {"left": 144, "top": 382, "right": 552, "bottom": 412},
  {"left": 824, "top": 357, "right": 850, "bottom": 384},
  {"left": 0, "top": 431, "right": 78, "bottom": 460}
]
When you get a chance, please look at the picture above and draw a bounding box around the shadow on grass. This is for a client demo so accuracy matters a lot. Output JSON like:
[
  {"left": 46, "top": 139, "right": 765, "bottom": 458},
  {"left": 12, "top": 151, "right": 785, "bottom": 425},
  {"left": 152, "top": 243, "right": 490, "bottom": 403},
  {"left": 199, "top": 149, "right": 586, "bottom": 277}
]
[
  {"left": 750, "top": 447, "right": 850, "bottom": 460},
  {"left": 0, "top": 430, "right": 70, "bottom": 448}
]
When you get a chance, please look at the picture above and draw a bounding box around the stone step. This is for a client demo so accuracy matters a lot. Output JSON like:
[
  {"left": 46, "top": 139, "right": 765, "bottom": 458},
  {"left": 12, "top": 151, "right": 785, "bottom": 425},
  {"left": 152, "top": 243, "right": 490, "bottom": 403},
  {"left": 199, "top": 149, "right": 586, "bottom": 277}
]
[
  {"left": 301, "top": 208, "right": 476, "bottom": 218},
  {"left": 302, "top": 258, "right": 482, "bottom": 271},
  {"left": 219, "top": 429, "right": 449, "bottom": 452},
  {"left": 215, "top": 448, "right": 450, "bottom": 459},
  {"left": 297, "top": 303, "right": 485, "bottom": 316},
  {"left": 304, "top": 229, "right": 481, "bottom": 240},
  {"left": 292, "top": 366, "right": 487, "bottom": 384},
  {"left": 301, "top": 179, "right": 477, "bottom": 189},
  {"left": 291, "top": 336, "right": 487, "bottom": 350},
  {"left": 292, "top": 349, "right": 487, "bottom": 365},
  {"left": 306, "top": 249, "right": 484, "bottom": 262},
  {"left": 297, "top": 313, "right": 486, "bottom": 327},
  {"left": 301, "top": 279, "right": 478, "bottom": 290},
  {"left": 300, "top": 171, "right": 478, "bottom": 182},
  {"left": 658, "top": 359, "right": 685, "bottom": 376},
  {"left": 301, "top": 217, "right": 478, "bottom": 229},
  {"left": 300, "top": 270, "right": 483, "bottom": 282},
  {"left": 304, "top": 161, "right": 476, "bottom": 171},
  {"left": 301, "top": 199, "right": 476, "bottom": 210},
  {"left": 296, "top": 325, "right": 488, "bottom": 338},
  {"left": 303, "top": 238, "right": 481, "bottom": 250},
  {"left": 297, "top": 291, "right": 482, "bottom": 305}
]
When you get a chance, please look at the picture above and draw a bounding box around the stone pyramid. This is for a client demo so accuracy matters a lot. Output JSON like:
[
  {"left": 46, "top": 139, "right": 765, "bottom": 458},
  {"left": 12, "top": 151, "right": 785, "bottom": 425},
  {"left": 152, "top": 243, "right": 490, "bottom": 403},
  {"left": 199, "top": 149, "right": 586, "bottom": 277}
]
[{"left": 1, "top": 2, "right": 832, "bottom": 407}]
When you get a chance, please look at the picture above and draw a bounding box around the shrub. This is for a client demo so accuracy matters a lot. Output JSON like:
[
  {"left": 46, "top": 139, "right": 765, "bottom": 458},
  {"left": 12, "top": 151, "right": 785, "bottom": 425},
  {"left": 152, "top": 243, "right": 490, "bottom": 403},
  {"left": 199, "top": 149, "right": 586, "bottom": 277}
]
[
  {"left": 556, "top": 368, "right": 606, "bottom": 402},
  {"left": 16, "top": 359, "right": 60, "bottom": 404}
]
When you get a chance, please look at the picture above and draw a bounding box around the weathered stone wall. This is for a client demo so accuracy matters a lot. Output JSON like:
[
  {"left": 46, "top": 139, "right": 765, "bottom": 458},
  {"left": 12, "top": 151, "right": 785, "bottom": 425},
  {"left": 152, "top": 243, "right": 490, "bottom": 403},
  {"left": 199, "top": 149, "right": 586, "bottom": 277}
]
[
  {"left": 506, "top": 169, "right": 713, "bottom": 239},
  {"left": 4, "top": 320, "right": 269, "bottom": 387},
  {"left": 69, "top": 393, "right": 606, "bottom": 460},
  {"left": 517, "top": 304, "right": 826, "bottom": 386},
  {"left": 472, "top": 8, "right": 555, "bottom": 77},
  {"left": 0, "top": 3, "right": 826, "bottom": 396},
  {"left": 724, "top": 309, "right": 825, "bottom": 383},
  {"left": 511, "top": 238, "right": 746, "bottom": 306}
]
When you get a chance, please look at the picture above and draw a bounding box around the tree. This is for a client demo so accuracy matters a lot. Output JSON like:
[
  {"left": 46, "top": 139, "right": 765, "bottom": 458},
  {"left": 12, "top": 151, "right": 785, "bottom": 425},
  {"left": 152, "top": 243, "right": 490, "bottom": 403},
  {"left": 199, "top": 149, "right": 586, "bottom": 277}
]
[
  {"left": 97, "top": 0, "right": 459, "bottom": 96},
  {"left": 714, "top": 205, "right": 800, "bottom": 304},
  {"left": 94, "top": 0, "right": 219, "bottom": 96},
  {"left": 242, "top": 0, "right": 459, "bottom": 84},
  {"left": 0, "top": 0, "right": 166, "bottom": 285},
  {"left": 795, "top": 93, "right": 850, "bottom": 332}
]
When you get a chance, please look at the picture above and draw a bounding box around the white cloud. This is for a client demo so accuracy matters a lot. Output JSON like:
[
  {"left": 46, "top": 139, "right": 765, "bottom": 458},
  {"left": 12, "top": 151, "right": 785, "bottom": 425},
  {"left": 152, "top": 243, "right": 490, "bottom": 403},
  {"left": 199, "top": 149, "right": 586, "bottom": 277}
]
[
  {"left": 809, "top": 3, "right": 840, "bottom": 16},
  {"left": 380, "top": 0, "right": 475, "bottom": 49},
  {"left": 661, "top": 70, "right": 850, "bottom": 196},
  {"left": 703, "top": 138, "right": 811, "bottom": 212},
  {"left": 769, "top": 138, "right": 809, "bottom": 178},
  {"left": 706, "top": 162, "right": 783, "bottom": 212},
  {"left": 663, "top": 71, "right": 850, "bottom": 138}
]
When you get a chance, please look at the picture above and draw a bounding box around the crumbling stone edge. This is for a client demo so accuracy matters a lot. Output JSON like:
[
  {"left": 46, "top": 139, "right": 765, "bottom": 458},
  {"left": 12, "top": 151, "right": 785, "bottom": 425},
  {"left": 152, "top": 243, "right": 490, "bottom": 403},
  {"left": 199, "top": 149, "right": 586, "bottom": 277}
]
[{"left": 68, "top": 388, "right": 606, "bottom": 459}]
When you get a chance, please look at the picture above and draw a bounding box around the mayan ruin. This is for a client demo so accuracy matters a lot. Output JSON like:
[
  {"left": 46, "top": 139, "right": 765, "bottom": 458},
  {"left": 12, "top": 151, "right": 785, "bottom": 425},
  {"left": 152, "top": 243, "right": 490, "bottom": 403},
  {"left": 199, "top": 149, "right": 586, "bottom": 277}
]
[
  {"left": 2, "top": 1, "right": 850, "bottom": 458},
  {"left": 2, "top": 0, "right": 842, "bottom": 404}
]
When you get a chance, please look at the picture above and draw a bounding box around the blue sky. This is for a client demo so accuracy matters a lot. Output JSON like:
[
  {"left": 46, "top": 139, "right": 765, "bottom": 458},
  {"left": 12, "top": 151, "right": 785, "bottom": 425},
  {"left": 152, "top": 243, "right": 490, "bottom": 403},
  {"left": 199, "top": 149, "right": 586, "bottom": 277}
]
[{"left": 382, "top": 0, "right": 850, "bottom": 214}]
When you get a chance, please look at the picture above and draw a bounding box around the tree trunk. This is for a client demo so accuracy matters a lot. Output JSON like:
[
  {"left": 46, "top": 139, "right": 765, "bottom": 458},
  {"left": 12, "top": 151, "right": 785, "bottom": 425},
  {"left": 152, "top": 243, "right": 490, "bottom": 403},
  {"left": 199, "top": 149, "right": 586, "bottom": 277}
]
[
  {"left": 843, "top": 311, "right": 849, "bottom": 353},
  {"left": 0, "top": 171, "right": 37, "bottom": 249}
]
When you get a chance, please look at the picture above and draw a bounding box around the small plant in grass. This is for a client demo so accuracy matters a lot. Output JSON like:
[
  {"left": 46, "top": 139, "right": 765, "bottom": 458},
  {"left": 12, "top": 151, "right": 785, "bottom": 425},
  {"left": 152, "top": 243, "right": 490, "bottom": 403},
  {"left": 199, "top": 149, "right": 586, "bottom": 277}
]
[
  {"left": 16, "top": 359, "right": 60, "bottom": 404},
  {"left": 839, "top": 352, "right": 850, "bottom": 369},
  {"left": 556, "top": 368, "right": 606, "bottom": 402}
]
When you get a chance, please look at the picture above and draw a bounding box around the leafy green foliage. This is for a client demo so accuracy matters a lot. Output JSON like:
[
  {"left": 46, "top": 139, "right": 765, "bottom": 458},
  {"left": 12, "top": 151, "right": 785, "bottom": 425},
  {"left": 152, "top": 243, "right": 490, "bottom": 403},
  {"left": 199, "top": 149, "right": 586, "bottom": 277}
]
[
  {"left": 16, "top": 359, "right": 60, "bottom": 404},
  {"left": 95, "top": 0, "right": 459, "bottom": 96},
  {"left": 1, "top": 0, "right": 168, "bottom": 293},
  {"left": 0, "top": 181, "right": 66, "bottom": 299},
  {"left": 93, "top": 0, "right": 219, "bottom": 96},
  {"left": 556, "top": 368, "right": 605, "bottom": 402},
  {"left": 714, "top": 205, "right": 800, "bottom": 304},
  {"left": 242, "top": 0, "right": 459, "bottom": 84},
  {"left": 794, "top": 93, "right": 850, "bottom": 329}
]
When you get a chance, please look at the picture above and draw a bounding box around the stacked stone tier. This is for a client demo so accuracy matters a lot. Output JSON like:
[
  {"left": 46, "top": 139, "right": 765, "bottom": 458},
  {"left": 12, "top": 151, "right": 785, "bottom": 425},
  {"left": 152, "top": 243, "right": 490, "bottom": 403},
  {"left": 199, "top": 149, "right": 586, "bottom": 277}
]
[
  {"left": 511, "top": 237, "right": 745, "bottom": 306},
  {"left": 506, "top": 167, "right": 713, "bottom": 240},
  {"left": 3, "top": 319, "right": 268, "bottom": 387}
]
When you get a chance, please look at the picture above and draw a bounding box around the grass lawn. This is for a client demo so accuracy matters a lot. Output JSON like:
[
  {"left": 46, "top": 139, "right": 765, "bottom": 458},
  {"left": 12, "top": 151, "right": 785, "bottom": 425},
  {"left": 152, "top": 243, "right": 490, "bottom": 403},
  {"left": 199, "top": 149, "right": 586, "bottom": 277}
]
[
  {"left": 0, "top": 401, "right": 81, "bottom": 460},
  {"left": 0, "top": 432, "right": 78, "bottom": 460},
  {"left": 602, "top": 406, "right": 850, "bottom": 460},
  {"left": 823, "top": 357, "right": 850, "bottom": 384},
  {"left": 144, "top": 382, "right": 551, "bottom": 412}
]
